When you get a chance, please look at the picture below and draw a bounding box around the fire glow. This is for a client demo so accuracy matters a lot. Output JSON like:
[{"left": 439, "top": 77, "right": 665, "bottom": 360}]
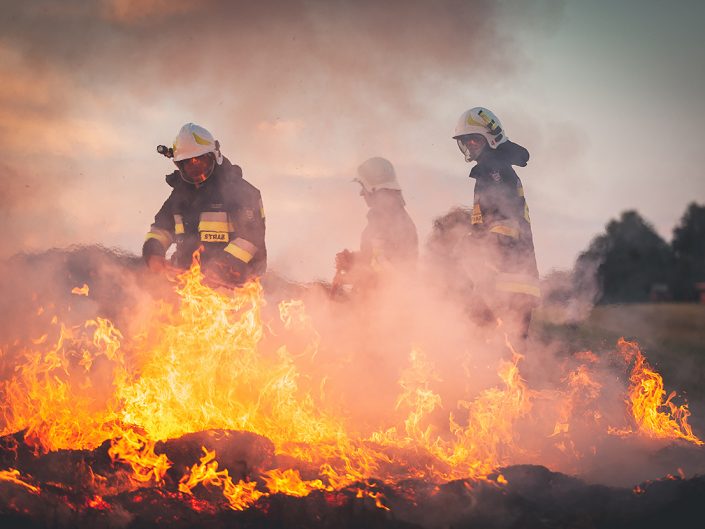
[{"left": 0, "top": 260, "right": 701, "bottom": 516}]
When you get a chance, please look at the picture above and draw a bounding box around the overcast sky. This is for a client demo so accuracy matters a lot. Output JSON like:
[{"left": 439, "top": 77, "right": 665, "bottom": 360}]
[{"left": 1, "top": 0, "right": 703, "bottom": 281}]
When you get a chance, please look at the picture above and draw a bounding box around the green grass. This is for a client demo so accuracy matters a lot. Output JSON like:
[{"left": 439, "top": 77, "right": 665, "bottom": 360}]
[{"left": 533, "top": 303, "right": 705, "bottom": 405}]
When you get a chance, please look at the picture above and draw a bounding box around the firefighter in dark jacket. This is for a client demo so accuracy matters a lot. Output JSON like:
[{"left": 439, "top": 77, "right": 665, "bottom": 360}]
[
  {"left": 335, "top": 157, "right": 418, "bottom": 292},
  {"left": 143, "top": 123, "right": 266, "bottom": 286},
  {"left": 452, "top": 107, "right": 540, "bottom": 339}
]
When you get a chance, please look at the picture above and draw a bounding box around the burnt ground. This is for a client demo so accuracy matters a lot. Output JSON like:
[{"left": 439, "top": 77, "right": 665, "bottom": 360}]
[
  {"left": 1, "top": 428, "right": 704, "bottom": 529},
  {"left": 2, "top": 247, "right": 705, "bottom": 527}
]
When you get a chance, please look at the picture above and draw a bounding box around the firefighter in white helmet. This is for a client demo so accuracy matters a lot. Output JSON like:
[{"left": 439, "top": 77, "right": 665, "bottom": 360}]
[
  {"left": 143, "top": 123, "right": 266, "bottom": 285},
  {"left": 451, "top": 107, "right": 540, "bottom": 340},
  {"left": 334, "top": 157, "right": 418, "bottom": 293}
]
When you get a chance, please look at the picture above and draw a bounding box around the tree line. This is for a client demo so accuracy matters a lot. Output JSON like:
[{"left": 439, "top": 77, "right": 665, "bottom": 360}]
[{"left": 574, "top": 203, "right": 705, "bottom": 304}]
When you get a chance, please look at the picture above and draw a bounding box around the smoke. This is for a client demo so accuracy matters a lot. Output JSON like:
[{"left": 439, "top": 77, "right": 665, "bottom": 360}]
[
  {"left": 1, "top": 0, "right": 703, "bottom": 500},
  {"left": 2, "top": 238, "right": 703, "bottom": 493},
  {"left": 539, "top": 264, "right": 601, "bottom": 325},
  {"left": 0, "top": 0, "right": 566, "bottom": 272}
]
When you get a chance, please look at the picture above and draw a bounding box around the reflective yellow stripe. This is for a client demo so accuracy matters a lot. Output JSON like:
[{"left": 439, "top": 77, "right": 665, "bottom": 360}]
[
  {"left": 496, "top": 281, "right": 541, "bottom": 297},
  {"left": 199, "top": 221, "right": 234, "bottom": 232},
  {"left": 145, "top": 228, "right": 172, "bottom": 249},
  {"left": 495, "top": 273, "right": 541, "bottom": 298},
  {"left": 524, "top": 203, "right": 531, "bottom": 224},
  {"left": 224, "top": 241, "right": 254, "bottom": 263},
  {"left": 259, "top": 198, "right": 265, "bottom": 219},
  {"left": 174, "top": 214, "right": 184, "bottom": 235},
  {"left": 192, "top": 132, "right": 213, "bottom": 146},
  {"left": 517, "top": 183, "right": 525, "bottom": 197},
  {"left": 477, "top": 109, "right": 494, "bottom": 128},
  {"left": 489, "top": 224, "right": 519, "bottom": 239},
  {"left": 471, "top": 203, "right": 483, "bottom": 224},
  {"left": 370, "top": 242, "right": 389, "bottom": 272}
]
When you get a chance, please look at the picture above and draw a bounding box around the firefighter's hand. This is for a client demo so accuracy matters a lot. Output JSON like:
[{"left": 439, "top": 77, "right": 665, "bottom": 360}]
[
  {"left": 335, "top": 250, "right": 355, "bottom": 272},
  {"left": 146, "top": 255, "right": 167, "bottom": 273},
  {"left": 203, "top": 257, "right": 247, "bottom": 289}
]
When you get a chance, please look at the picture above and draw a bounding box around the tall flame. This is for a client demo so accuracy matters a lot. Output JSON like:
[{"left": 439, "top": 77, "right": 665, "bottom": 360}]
[
  {"left": 0, "top": 260, "right": 701, "bottom": 513},
  {"left": 617, "top": 338, "right": 702, "bottom": 445}
]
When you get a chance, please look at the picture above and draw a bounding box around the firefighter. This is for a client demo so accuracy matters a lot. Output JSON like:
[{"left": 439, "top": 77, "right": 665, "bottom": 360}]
[
  {"left": 143, "top": 123, "right": 266, "bottom": 286},
  {"left": 452, "top": 107, "right": 540, "bottom": 340},
  {"left": 335, "top": 157, "right": 418, "bottom": 293}
]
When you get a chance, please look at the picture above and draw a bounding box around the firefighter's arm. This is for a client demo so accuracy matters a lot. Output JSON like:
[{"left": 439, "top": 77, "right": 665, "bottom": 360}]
[
  {"left": 143, "top": 197, "right": 175, "bottom": 271},
  {"left": 216, "top": 192, "right": 266, "bottom": 284},
  {"left": 368, "top": 238, "right": 394, "bottom": 274},
  {"left": 334, "top": 249, "right": 365, "bottom": 287},
  {"left": 335, "top": 247, "right": 382, "bottom": 287},
  {"left": 487, "top": 218, "right": 521, "bottom": 246},
  {"left": 483, "top": 173, "right": 524, "bottom": 251},
  {"left": 335, "top": 249, "right": 356, "bottom": 273},
  {"left": 479, "top": 217, "right": 521, "bottom": 285}
]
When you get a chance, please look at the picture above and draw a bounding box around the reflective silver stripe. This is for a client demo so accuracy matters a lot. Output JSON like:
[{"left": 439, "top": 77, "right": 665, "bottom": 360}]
[
  {"left": 495, "top": 272, "right": 541, "bottom": 298},
  {"left": 145, "top": 228, "right": 172, "bottom": 249},
  {"left": 199, "top": 211, "right": 234, "bottom": 233},
  {"left": 200, "top": 211, "right": 229, "bottom": 222},
  {"left": 174, "top": 214, "right": 184, "bottom": 235}
]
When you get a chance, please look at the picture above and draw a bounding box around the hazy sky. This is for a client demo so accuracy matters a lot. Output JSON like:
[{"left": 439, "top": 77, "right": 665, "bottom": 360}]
[{"left": 1, "top": 0, "right": 703, "bottom": 281}]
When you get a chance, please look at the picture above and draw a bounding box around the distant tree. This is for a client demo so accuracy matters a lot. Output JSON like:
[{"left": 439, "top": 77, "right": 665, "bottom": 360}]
[
  {"left": 671, "top": 202, "right": 705, "bottom": 300},
  {"left": 575, "top": 211, "right": 674, "bottom": 304}
]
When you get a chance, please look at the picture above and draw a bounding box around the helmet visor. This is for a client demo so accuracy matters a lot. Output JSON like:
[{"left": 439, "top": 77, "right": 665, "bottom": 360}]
[
  {"left": 176, "top": 153, "right": 215, "bottom": 185},
  {"left": 457, "top": 134, "right": 486, "bottom": 162}
]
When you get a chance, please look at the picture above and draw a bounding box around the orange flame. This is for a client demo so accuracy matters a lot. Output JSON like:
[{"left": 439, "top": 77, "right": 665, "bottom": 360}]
[
  {"left": 1, "top": 260, "right": 702, "bottom": 514},
  {"left": 71, "top": 284, "right": 90, "bottom": 296},
  {"left": 178, "top": 446, "right": 264, "bottom": 510},
  {"left": 262, "top": 468, "right": 330, "bottom": 496},
  {"left": 616, "top": 338, "right": 702, "bottom": 445},
  {"left": 108, "top": 428, "right": 172, "bottom": 484},
  {"left": 0, "top": 468, "right": 40, "bottom": 494}
]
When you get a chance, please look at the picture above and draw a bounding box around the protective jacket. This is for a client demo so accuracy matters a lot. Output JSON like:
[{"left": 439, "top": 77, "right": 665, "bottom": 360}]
[
  {"left": 143, "top": 157, "right": 266, "bottom": 282},
  {"left": 360, "top": 191, "right": 418, "bottom": 272},
  {"left": 468, "top": 141, "right": 540, "bottom": 301}
]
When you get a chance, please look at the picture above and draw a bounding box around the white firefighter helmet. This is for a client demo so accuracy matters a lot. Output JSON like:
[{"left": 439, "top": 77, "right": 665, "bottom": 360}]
[
  {"left": 452, "top": 107, "right": 508, "bottom": 149},
  {"left": 355, "top": 157, "right": 402, "bottom": 193},
  {"left": 172, "top": 123, "right": 223, "bottom": 164}
]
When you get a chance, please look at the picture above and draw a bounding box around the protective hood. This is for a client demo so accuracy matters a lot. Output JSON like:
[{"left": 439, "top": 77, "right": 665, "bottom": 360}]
[
  {"left": 367, "top": 188, "right": 406, "bottom": 210},
  {"left": 495, "top": 140, "right": 529, "bottom": 167},
  {"left": 165, "top": 156, "right": 242, "bottom": 188}
]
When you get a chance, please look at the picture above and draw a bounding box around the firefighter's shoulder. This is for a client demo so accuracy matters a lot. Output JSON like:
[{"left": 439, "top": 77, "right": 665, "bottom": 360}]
[
  {"left": 165, "top": 170, "right": 181, "bottom": 188},
  {"left": 220, "top": 164, "right": 264, "bottom": 218}
]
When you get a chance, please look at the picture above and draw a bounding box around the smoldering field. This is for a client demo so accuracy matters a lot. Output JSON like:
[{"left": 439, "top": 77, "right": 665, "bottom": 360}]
[
  {"left": 1, "top": 245, "right": 703, "bottom": 475},
  {"left": 1, "top": 245, "right": 705, "bottom": 528}
]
